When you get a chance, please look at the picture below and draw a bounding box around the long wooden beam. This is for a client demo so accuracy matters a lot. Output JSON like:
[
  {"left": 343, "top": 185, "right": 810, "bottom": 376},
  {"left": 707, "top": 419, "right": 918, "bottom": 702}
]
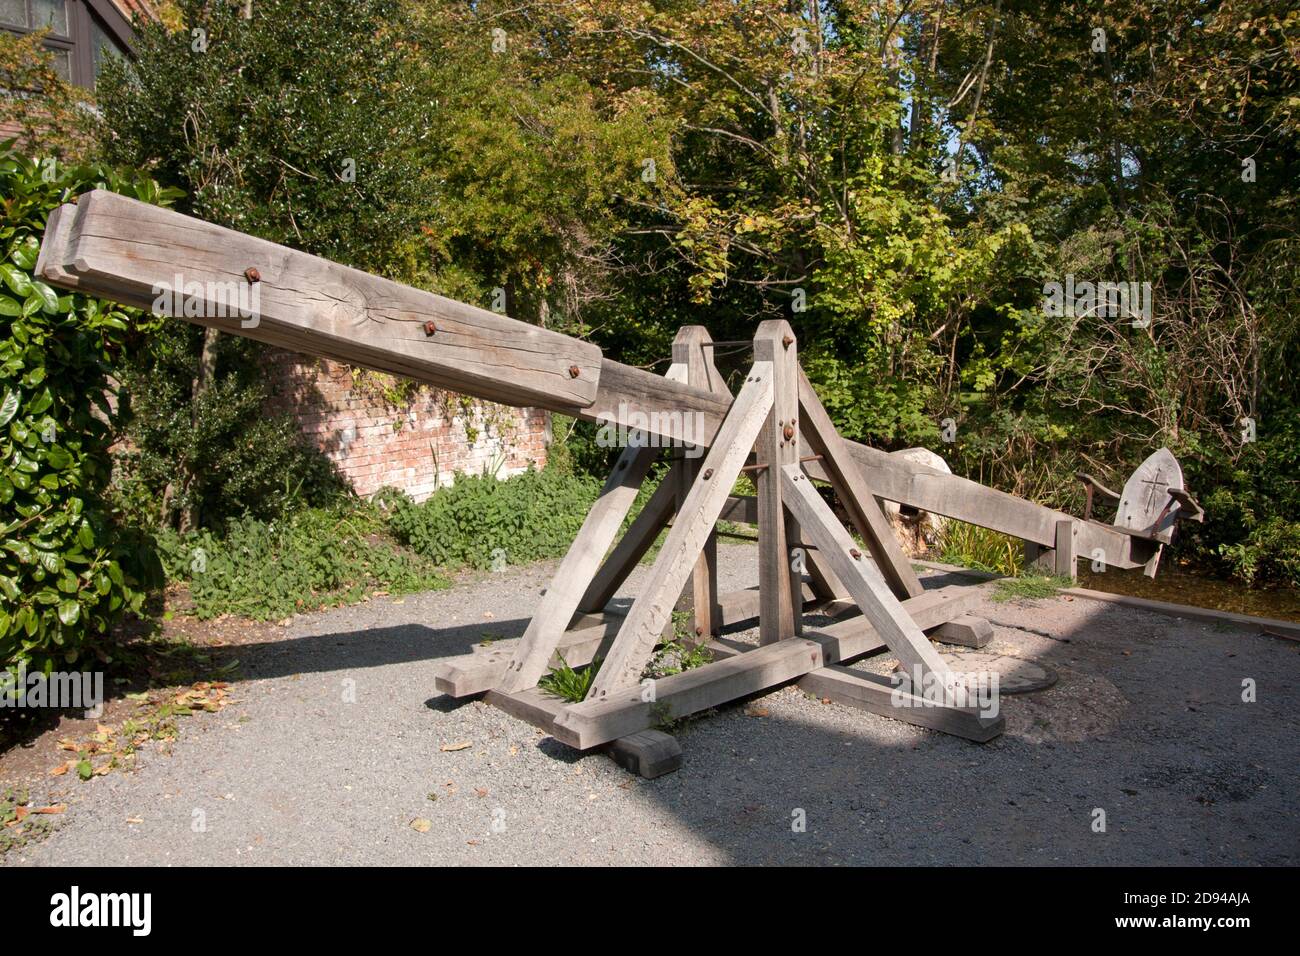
[
  {"left": 37, "top": 190, "right": 1149, "bottom": 568},
  {"left": 36, "top": 190, "right": 730, "bottom": 446},
  {"left": 807, "top": 441, "right": 1141, "bottom": 562}
]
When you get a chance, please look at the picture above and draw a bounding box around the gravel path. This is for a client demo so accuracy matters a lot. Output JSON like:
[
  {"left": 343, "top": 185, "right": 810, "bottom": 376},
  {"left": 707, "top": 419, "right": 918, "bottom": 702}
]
[{"left": 6, "top": 544, "right": 1298, "bottom": 866}]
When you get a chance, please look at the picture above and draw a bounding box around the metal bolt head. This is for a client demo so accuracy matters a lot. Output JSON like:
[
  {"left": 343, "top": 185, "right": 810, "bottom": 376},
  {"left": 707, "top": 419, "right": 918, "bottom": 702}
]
[
  {"left": 703, "top": 468, "right": 714, "bottom": 480},
  {"left": 782, "top": 334, "right": 794, "bottom": 349},
  {"left": 244, "top": 267, "right": 261, "bottom": 283},
  {"left": 850, "top": 548, "right": 862, "bottom": 560},
  {"left": 423, "top": 320, "right": 437, "bottom": 337},
  {"left": 783, "top": 424, "right": 795, "bottom": 441},
  {"left": 568, "top": 364, "right": 581, "bottom": 378}
]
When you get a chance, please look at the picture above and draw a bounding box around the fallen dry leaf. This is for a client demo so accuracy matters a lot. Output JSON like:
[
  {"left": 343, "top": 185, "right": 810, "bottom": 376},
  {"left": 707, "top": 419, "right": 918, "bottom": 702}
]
[
  {"left": 124, "top": 816, "right": 142, "bottom": 824},
  {"left": 410, "top": 818, "right": 432, "bottom": 833},
  {"left": 474, "top": 787, "right": 488, "bottom": 798},
  {"left": 440, "top": 741, "right": 471, "bottom": 752},
  {"left": 31, "top": 805, "right": 66, "bottom": 815},
  {"left": 49, "top": 763, "right": 70, "bottom": 777}
]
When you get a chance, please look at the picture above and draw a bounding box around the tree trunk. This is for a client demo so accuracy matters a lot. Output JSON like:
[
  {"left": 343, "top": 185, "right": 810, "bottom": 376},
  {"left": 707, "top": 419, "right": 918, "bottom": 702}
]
[{"left": 178, "top": 326, "right": 220, "bottom": 532}]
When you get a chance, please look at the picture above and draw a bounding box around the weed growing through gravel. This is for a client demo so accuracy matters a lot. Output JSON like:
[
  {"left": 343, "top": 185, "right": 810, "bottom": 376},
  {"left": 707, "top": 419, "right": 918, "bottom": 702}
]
[
  {"left": 643, "top": 610, "right": 714, "bottom": 679},
  {"left": 993, "top": 575, "right": 1074, "bottom": 602}
]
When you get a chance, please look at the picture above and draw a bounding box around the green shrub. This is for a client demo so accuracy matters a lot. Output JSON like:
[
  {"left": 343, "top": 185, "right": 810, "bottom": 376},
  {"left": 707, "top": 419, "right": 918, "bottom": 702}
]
[
  {"left": 113, "top": 325, "right": 347, "bottom": 530},
  {"left": 386, "top": 468, "right": 600, "bottom": 570},
  {"left": 157, "top": 504, "right": 449, "bottom": 621},
  {"left": 0, "top": 147, "right": 175, "bottom": 672},
  {"left": 1182, "top": 417, "right": 1300, "bottom": 588},
  {"left": 96, "top": 0, "right": 436, "bottom": 283}
]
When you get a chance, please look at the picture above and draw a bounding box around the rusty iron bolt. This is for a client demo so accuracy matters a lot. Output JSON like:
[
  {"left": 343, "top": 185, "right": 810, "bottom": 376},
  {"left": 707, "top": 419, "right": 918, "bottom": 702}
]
[
  {"left": 850, "top": 548, "right": 862, "bottom": 560},
  {"left": 568, "top": 365, "right": 581, "bottom": 378},
  {"left": 244, "top": 267, "right": 261, "bottom": 283},
  {"left": 782, "top": 334, "right": 794, "bottom": 349},
  {"left": 423, "top": 320, "right": 437, "bottom": 337},
  {"left": 782, "top": 424, "right": 795, "bottom": 441},
  {"left": 703, "top": 468, "right": 714, "bottom": 480},
  {"left": 695, "top": 626, "right": 704, "bottom": 636}
]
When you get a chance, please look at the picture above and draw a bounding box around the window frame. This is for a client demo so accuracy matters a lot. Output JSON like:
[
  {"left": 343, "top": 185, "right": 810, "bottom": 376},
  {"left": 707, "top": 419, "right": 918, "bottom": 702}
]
[{"left": 1, "top": 0, "right": 135, "bottom": 89}]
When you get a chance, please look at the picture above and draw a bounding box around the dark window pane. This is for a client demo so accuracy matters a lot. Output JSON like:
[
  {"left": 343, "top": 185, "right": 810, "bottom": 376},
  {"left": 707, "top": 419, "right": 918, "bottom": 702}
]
[
  {"left": 32, "top": 0, "right": 67, "bottom": 35},
  {"left": 91, "top": 15, "right": 127, "bottom": 87},
  {"left": 0, "top": 0, "right": 28, "bottom": 29}
]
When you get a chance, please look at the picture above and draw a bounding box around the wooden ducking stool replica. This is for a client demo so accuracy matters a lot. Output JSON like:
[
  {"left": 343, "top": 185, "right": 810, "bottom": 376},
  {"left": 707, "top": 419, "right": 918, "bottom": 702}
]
[{"left": 38, "top": 190, "right": 1203, "bottom": 780}]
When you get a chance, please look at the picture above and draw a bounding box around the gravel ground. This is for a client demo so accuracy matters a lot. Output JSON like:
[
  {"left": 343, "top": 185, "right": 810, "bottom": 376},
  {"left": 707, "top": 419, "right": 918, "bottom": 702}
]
[{"left": 5, "top": 544, "right": 1298, "bottom": 866}]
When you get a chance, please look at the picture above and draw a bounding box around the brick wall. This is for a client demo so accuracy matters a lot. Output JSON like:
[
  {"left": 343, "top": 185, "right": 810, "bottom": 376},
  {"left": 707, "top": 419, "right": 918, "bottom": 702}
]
[{"left": 262, "top": 350, "right": 550, "bottom": 501}]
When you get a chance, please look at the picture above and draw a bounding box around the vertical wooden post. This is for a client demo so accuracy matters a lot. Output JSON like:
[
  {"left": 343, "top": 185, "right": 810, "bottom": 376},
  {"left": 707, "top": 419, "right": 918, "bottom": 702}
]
[
  {"left": 673, "top": 327, "right": 725, "bottom": 643},
  {"left": 753, "top": 321, "right": 801, "bottom": 644},
  {"left": 1054, "top": 518, "right": 1079, "bottom": 580}
]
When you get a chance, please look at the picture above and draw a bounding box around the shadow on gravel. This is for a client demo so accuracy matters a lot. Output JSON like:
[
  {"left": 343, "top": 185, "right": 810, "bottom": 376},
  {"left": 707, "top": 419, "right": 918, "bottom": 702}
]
[
  {"left": 231, "top": 617, "right": 533, "bottom": 682},
  {"left": 610, "top": 597, "right": 1299, "bottom": 865}
]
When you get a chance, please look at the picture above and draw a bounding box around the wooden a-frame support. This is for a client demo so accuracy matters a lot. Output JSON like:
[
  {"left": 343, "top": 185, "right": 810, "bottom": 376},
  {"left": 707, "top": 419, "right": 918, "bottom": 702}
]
[{"left": 434, "top": 322, "right": 1003, "bottom": 773}]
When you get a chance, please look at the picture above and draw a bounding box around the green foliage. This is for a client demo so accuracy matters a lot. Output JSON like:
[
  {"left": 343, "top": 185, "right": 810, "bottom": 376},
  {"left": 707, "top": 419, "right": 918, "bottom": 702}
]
[
  {"left": 0, "top": 147, "right": 175, "bottom": 673},
  {"left": 0, "top": 787, "right": 57, "bottom": 852},
  {"left": 97, "top": 0, "right": 436, "bottom": 282},
  {"left": 156, "top": 504, "right": 449, "bottom": 621},
  {"left": 993, "top": 576, "right": 1074, "bottom": 603},
  {"left": 1185, "top": 418, "right": 1300, "bottom": 588},
  {"left": 112, "top": 325, "right": 347, "bottom": 529},
  {"left": 0, "top": 32, "right": 96, "bottom": 163},
  {"left": 386, "top": 468, "right": 600, "bottom": 570},
  {"left": 537, "top": 652, "right": 600, "bottom": 703},
  {"left": 643, "top": 610, "right": 714, "bottom": 680},
  {"left": 937, "top": 521, "right": 1024, "bottom": 577}
]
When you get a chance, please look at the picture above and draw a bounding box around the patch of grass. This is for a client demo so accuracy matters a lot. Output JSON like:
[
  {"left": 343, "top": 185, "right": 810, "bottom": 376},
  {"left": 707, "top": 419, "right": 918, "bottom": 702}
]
[
  {"left": 537, "top": 653, "right": 601, "bottom": 703},
  {"left": 157, "top": 503, "right": 451, "bottom": 621},
  {"left": 937, "top": 520, "right": 1024, "bottom": 576},
  {"left": 993, "top": 575, "right": 1074, "bottom": 602}
]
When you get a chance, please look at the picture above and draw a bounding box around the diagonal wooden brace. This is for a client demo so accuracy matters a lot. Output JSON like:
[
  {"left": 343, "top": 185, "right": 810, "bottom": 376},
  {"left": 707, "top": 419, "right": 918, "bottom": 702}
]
[
  {"left": 779, "top": 464, "right": 960, "bottom": 699},
  {"left": 495, "top": 363, "right": 691, "bottom": 693},
  {"left": 585, "top": 364, "right": 775, "bottom": 698},
  {"left": 797, "top": 367, "right": 923, "bottom": 600}
]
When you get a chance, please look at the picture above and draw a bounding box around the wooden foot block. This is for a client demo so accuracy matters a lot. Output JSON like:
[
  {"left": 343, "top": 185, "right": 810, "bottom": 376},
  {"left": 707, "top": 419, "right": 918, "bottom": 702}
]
[
  {"left": 799, "top": 665, "right": 1004, "bottom": 742},
  {"left": 603, "top": 730, "right": 682, "bottom": 779},
  {"left": 929, "top": 613, "right": 993, "bottom": 648}
]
